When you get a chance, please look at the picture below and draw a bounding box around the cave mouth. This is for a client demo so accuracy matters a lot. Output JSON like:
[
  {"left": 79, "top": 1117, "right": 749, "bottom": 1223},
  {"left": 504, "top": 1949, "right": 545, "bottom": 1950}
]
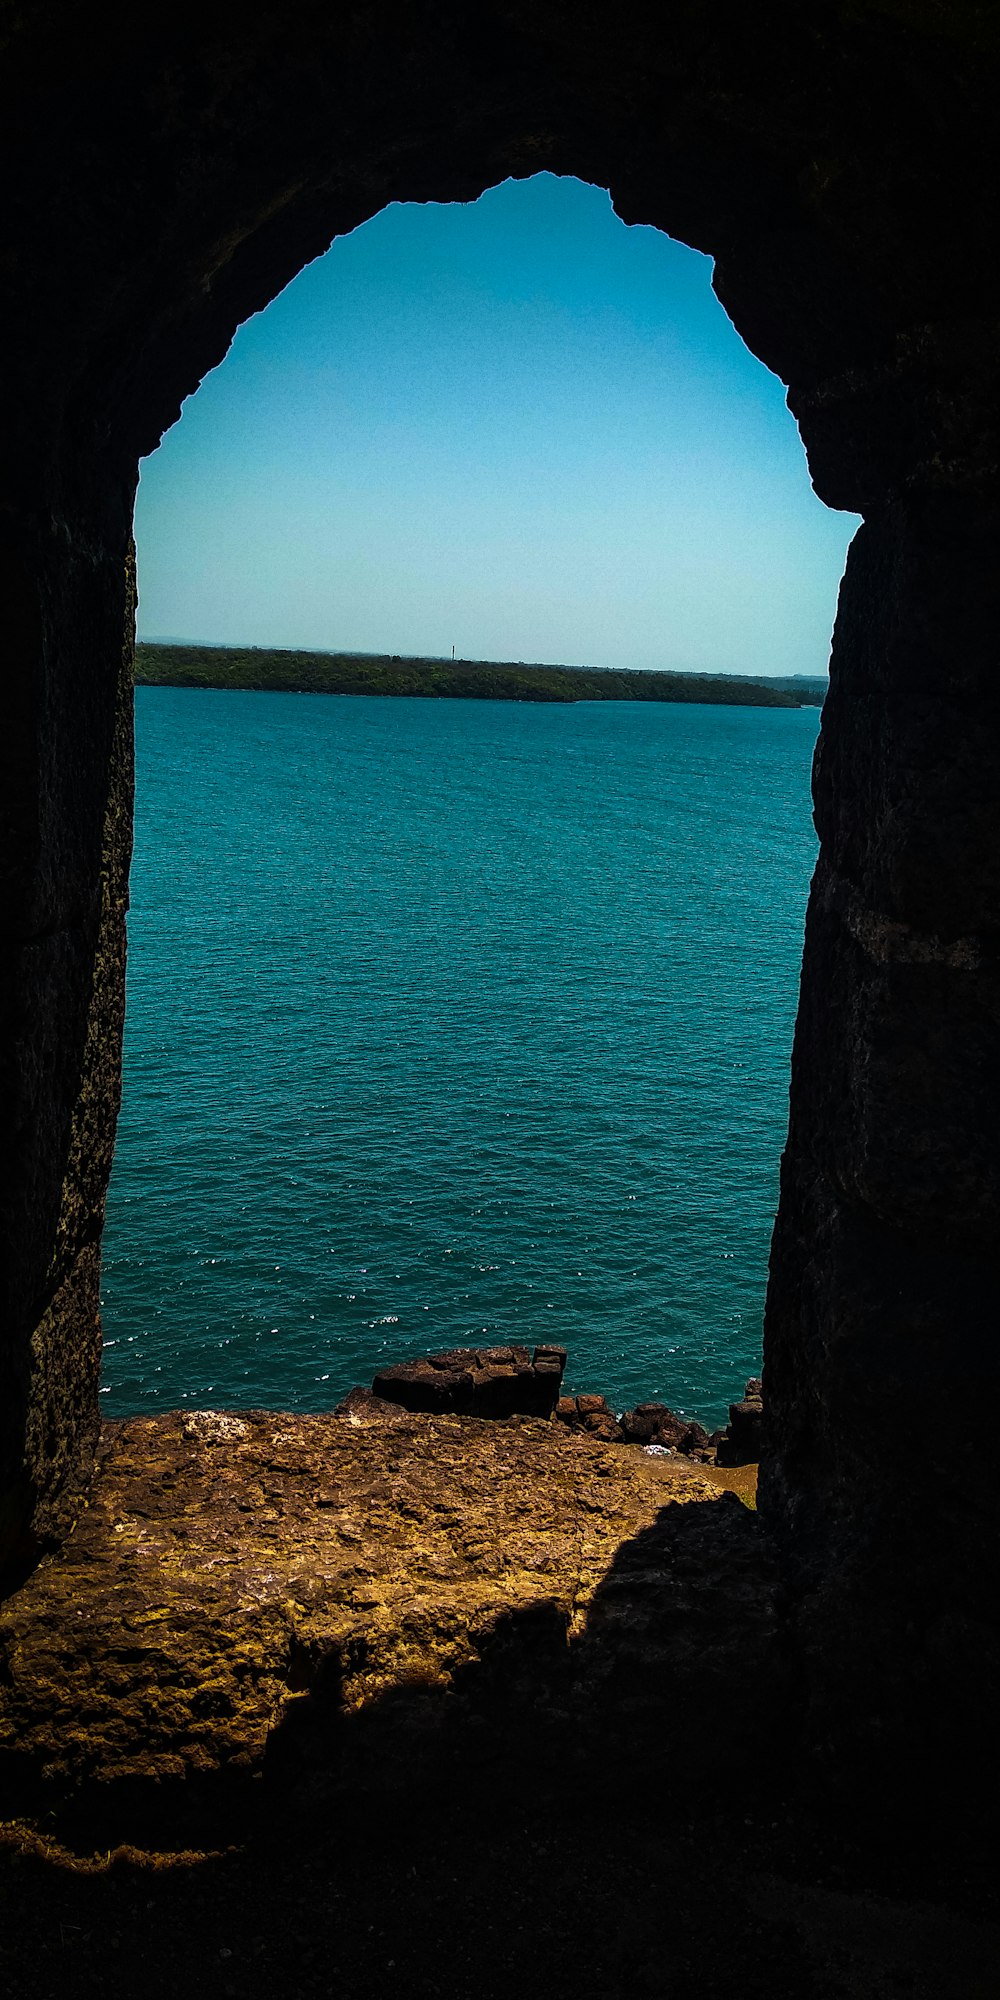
[
  {"left": 99, "top": 173, "right": 846, "bottom": 1432},
  {"left": 4, "top": 11, "right": 996, "bottom": 1806}
]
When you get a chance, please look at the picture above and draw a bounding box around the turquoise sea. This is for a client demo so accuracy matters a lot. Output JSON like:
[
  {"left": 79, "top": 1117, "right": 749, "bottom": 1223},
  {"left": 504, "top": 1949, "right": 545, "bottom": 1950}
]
[{"left": 100, "top": 688, "right": 820, "bottom": 1430}]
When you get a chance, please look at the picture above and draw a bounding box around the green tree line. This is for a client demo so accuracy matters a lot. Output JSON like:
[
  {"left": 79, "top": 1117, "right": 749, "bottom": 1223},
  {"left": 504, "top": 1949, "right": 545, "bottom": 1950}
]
[{"left": 135, "top": 643, "right": 822, "bottom": 707}]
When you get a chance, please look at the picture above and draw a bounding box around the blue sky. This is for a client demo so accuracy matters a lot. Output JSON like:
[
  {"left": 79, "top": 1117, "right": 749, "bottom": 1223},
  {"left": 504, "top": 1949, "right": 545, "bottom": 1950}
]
[{"left": 135, "top": 173, "right": 859, "bottom": 677}]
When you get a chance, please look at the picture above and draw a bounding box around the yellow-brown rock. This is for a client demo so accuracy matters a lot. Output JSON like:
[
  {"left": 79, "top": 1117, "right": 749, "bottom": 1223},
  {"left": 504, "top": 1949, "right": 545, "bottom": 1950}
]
[{"left": 0, "top": 1405, "right": 780, "bottom": 1818}]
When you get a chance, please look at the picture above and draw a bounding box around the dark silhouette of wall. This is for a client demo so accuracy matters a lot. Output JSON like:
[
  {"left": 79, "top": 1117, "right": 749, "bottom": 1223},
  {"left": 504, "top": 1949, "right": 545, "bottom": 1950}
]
[{"left": 1, "top": 2, "right": 997, "bottom": 1770}]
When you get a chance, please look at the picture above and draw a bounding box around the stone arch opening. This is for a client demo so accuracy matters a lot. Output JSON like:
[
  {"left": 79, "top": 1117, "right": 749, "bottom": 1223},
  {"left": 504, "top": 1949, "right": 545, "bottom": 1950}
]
[
  {"left": 104, "top": 170, "right": 845, "bottom": 1428},
  {"left": 1, "top": 4, "right": 996, "bottom": 1784}
]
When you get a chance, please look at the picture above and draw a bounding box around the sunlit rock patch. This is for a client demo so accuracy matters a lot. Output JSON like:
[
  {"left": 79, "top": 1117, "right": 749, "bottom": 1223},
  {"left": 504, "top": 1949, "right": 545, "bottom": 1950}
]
[{"left": 0, "top": 1403, "right": 782, "bottom": 1822}]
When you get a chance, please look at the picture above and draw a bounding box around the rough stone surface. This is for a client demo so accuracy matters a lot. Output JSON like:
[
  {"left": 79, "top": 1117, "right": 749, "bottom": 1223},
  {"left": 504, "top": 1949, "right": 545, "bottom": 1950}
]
[
  {"left": 620, "top": 1403, "right": 673, "bottom": 1446},
  {"left": 555, "top": 1393, "right": 624, "bottom": 1441},
  {"left": 0, "top": 0, "right": 998, "bottom": 1799},
  {"left": 372, "top": 1343, "right": 565, "bottom": 1418},
  {"left": 714, "top": 1381, "right": 765, "bottom": 1467},
  {"left": 0, "top": 1409, "right": 781, "bottom": 1819},
  {"left": 760, "top": 493, "right": 1000, "bottom": 1779},
  {"left": 0, "top": 532, "right": 134, "bottom": 1573},
  {"left": 616, "top": 1404, "right": 714, "bottom": 1460}
]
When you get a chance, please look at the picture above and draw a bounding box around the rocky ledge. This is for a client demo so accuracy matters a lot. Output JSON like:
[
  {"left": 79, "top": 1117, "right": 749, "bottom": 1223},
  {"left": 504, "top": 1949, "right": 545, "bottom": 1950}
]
[
  {"left": 371, "top": 1340, "right": 567, "bottom": 1417},
  {"left": 367, "top": 1343, "right": 764, "bottom": 1465},
  {"left": 0, "top": 1398, "right": 783, "bottom": 1833}
]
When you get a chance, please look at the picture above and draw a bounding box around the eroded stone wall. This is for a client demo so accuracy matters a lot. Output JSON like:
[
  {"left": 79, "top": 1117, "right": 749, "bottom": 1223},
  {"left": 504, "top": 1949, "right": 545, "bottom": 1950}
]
[
  {"left": 1, "top": 2, "right": 997, "bottom": 1775},
  {"left": 0, "top": 502, "right": 134, "bottom": 1567},
  {"left": 761, "top": 488, "right": 1000, "bottom": 1765}
]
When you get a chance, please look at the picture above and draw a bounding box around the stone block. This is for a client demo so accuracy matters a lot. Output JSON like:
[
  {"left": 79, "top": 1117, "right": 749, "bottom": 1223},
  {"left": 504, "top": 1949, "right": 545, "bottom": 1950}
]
[{"left": 371, "top": 1343, "right": 566, "bottom": 1420}]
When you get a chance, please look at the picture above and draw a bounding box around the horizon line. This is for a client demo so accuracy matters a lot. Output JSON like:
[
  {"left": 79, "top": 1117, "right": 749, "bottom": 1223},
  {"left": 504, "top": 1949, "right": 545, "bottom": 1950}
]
[{"left": 136, "top": 638, "right": 829, "bottom": 684}]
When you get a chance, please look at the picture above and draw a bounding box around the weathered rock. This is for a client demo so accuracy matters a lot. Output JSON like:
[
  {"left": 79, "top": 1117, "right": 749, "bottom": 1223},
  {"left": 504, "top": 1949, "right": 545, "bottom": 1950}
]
[
  {"left": 731, "top": 1395, "right": 764, "bottom": 1443},
  {"left": 533, "top": 1344, "right": 568, "bottom": 1374},
  {"left": 585, "top": 1415, "right": 624, "bottom": 1442},
  {"left": 620, "top": 1403, "right": 670, "bottom": 1444},
  {"left": 334, "top": 1385, "right": 409, "bottom": 1423},
  {"left": 620, "top": 1405, "right": 713, "bottom": 1456},
  {"left": 715, "top": 1383, "right": 765, "bottom": 1467},
  {"left": 372, "top": 1353, "right": 473, "bottom": 1413},
  {"left": 0, "top": 1410, "right": 782, "bottom": 1820},
  {"left": 372, "top": 1344, "right": 565, "bottom": 1419},
  {"left": 678, "top": 1421, "right": 712, "bottom": 1459},
  {"left": 554, "top": 1394, "right": 624, "bottom": 1442},
  {"left": 0, "top": 0, "right": 997, "bottom": 1805},
  {"left": 652, "top": 1411, "right": 697, "bottom": 1451}
]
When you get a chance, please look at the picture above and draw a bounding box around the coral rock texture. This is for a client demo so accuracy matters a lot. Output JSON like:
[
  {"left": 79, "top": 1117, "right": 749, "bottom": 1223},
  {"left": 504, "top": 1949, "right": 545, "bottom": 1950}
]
[{"left": 0, "top": 1408, "right": 780, "bottom": 1813}]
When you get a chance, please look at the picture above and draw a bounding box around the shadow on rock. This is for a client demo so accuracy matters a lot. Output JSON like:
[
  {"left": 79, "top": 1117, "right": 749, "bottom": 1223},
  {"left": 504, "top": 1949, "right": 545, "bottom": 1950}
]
[{"left": 262, "top": 1494, "right": 793, "bottom": 1820}]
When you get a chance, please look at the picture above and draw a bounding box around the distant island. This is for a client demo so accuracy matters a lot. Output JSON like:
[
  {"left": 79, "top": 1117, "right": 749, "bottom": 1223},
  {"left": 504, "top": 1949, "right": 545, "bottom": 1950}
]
[{"left": 135, "top": 643, "right": 827, "bottom": 708}]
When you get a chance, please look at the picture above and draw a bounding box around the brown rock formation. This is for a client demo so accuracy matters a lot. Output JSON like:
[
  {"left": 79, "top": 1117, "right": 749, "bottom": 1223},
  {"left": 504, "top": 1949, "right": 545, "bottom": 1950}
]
[
  {"left": 371, "top": 1343, "right": 566, "bottom": 1417},
  {"left": 714, "top": 1381, "right": 765, "bottom": 1467},
  {"left": 0, "top": 1, "right": 997, "bottom": 1804},
  {"left": 554, "top": 1392, "right": 624, "bottom": 1441},
  {"left": 0, "top": 1408, "right": 780, "bottom": 1823}
]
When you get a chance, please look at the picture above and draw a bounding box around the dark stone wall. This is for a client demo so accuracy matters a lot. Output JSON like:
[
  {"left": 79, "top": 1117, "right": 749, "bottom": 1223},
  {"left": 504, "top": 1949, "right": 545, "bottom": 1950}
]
[
  {"left": 1, "top": 1, "right": 997, "bottom": 1766},
  {"left": 0, "top": 503, "right": 134, "bottom": 1566},
  {"left": 761, "top": 491, "right": 1000, "bottom": 1771}
]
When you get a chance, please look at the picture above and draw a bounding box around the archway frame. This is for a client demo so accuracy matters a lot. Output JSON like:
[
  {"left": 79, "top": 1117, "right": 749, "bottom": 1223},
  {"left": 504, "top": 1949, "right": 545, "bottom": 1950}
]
[{"left": 1, "top": 1, "right": 997, "bottom": 1766}]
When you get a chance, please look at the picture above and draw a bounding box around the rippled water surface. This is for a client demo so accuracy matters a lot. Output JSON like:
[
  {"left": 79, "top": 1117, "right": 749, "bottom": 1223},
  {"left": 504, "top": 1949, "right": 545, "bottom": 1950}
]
[{"left": 101, "top": 688, "right": 820, "bottom": 1427}]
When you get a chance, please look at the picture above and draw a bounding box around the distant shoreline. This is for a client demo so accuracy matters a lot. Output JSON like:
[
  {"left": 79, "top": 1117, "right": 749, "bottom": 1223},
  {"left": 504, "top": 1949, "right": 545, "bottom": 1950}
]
[{"left": 135, "top": 643, "right": 827, "bottom": 709}]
